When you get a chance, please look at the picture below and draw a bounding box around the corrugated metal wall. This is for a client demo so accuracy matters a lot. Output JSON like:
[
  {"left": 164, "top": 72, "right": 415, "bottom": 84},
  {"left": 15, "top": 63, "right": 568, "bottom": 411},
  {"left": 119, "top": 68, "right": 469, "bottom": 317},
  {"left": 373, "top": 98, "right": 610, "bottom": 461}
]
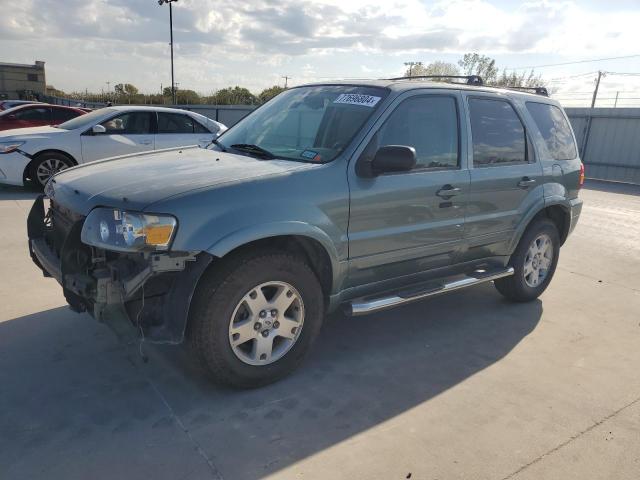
[{"left": 566, "top": 108, "right": 640, "bottom": 184}]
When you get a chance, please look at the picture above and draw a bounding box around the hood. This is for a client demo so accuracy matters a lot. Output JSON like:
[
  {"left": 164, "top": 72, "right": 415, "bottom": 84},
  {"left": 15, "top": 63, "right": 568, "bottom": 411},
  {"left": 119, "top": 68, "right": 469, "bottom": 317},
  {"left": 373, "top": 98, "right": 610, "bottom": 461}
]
[
  {"left": 0, "top": 125, "right": 64, "bottom": 140},
  {"left": 50, "top": 146, "right": 318, "bottom": 214}
]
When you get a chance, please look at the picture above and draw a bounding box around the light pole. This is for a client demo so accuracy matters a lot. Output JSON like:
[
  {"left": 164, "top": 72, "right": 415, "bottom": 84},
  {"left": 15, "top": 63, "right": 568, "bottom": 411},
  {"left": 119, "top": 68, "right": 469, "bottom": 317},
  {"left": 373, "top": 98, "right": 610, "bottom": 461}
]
[
  {"left": 158, "top": 0, "right": 178, "bottom": 105},
  {"left": 404, "top": 61, "right": 422, "bottom": 77}
]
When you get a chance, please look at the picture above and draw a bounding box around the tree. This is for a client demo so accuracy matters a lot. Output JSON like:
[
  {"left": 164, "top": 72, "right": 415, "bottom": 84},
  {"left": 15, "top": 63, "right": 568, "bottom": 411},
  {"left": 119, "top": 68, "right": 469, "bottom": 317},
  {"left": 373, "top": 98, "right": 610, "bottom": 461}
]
[
  {"left": 46, "top": 85, "right": 66, "bottom": 97},
  {"left": 404, "top": 61, "right": 460, "bottom": 78},
  {"left": 113, "top": 83, "right": 139, "bottom": 96},
  {"left": 458, "top": 53, "right": 545, "bottom": 87},
  {"left": 176, "top": 89, "right": 200, "bottom": 104},
  {"left": 123, "top": 83, "right": 138, "bottom": 96},
  {"left": 258, "top": 85, "right": 286, "bottom": 103},
  {"left": 494, "top": 69, "right": 545, "bottom": 88},
  {"left": 212, "top": 86, "right": 257, "bottom": 105},
  {"left": 458, "top": 53, "right": 499, "bottom": 83}
]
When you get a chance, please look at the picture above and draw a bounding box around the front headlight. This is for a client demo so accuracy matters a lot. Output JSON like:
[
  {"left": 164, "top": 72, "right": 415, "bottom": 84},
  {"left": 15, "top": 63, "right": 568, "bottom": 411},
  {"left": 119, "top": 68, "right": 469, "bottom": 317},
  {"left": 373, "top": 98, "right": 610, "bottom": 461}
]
[
  {"left": 0, "top": 141, "right": 25, "bottom": 154},
  {"left": 81, "top": 208, "right": 177, "bottom": 252}
]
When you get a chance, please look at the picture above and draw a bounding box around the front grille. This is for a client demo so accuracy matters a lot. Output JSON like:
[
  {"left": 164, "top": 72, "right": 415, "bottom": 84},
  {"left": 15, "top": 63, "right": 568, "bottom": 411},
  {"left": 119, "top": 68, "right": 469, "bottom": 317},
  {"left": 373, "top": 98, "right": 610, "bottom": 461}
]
[{"left": 48, "top": 200, "right": 85, "bottom": 257}]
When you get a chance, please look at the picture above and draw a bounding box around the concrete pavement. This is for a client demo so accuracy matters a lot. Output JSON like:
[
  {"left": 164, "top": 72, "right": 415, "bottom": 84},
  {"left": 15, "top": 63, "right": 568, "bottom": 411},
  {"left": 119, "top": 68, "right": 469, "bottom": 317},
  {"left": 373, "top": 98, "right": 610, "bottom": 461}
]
[{"left": 1, "top": 180, "right": 639, "bottom": 479}]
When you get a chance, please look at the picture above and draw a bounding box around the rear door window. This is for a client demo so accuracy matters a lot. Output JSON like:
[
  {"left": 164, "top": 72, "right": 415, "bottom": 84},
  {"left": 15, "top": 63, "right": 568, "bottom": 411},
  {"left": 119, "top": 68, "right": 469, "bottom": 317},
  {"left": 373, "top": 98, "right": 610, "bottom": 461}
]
[
  {"left": 157, "top": 112, "right": 197, "bottom": 134},
  {"left": 52, "top": 108, "right": 80, "bottom": 122},
  {"left": 469, "top": 98, "right": 528, "bottom": 166},
  {"left": 526, "top": 102, "right": 577, "bottom": 160}
]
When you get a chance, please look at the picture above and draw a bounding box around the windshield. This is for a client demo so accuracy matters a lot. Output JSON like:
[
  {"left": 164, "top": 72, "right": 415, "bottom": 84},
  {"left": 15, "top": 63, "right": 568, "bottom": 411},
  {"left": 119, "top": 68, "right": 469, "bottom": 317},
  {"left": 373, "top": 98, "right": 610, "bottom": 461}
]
[
  {"left": 57, "top": 107, "right": 115, "bottom": 130},
  {"left": 217, "top": 85, "right": 388, "bottom": 162}
]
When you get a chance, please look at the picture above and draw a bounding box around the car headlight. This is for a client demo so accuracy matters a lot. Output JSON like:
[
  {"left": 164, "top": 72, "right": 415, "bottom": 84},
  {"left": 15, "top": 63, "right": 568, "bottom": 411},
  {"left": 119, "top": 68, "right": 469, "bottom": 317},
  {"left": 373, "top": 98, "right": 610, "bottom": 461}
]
[
  {"left": 81, "top": 208, "right": 177, "bottom": 252},
  {"left": 0, "top": 141, "right": 25, "bottom": 154}
]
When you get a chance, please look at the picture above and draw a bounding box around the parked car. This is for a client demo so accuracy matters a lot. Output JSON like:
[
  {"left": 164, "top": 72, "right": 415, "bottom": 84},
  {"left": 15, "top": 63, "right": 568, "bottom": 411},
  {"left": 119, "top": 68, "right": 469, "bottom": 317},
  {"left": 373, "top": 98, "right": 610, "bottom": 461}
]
[
  {"left": 27, "top": 78, "right": 583, "bottom": 387},
  {"left": 0, "top": 100, "right": 43, "bottom": 111},
  {"left": 0, "top": 104, "right": 86, "bottom": 131},
  {"left": 0, "top": 106, "right": 227, "bottom": 187}
]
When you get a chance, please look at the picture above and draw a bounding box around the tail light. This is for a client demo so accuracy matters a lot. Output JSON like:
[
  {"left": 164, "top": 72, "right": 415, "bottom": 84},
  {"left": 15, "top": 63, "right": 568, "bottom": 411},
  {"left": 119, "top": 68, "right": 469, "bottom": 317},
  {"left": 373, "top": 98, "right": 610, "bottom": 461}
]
[{"left": 579, "top": 162, "right": 585, "bottom": 188}]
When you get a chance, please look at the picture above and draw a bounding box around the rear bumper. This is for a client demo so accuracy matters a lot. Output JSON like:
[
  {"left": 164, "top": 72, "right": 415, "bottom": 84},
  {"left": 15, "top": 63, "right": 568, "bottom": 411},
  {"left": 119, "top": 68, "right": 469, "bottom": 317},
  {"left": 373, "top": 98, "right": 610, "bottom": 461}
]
[
  {"left": 568, "top": 197, "right": 583, "bottom": 236},
  {"left": 27, "top": 195, "right": 212, "bottom": 343}
]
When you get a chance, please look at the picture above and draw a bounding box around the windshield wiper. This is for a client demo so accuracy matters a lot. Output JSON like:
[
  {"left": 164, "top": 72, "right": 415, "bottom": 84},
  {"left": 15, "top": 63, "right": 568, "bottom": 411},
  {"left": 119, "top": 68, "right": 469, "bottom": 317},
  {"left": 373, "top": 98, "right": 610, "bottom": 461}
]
[{"left": 230, "top": 143, "right": 276, "bottom": 159}]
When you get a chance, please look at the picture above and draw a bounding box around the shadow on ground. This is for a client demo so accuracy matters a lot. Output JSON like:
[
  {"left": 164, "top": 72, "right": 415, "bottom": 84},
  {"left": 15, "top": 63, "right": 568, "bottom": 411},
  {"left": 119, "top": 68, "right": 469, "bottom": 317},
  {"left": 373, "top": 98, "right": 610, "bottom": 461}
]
[
  {"left": 0, "top": 185, "right": 40, "bottom": 201},
  {"left": 584, "top": 178, "right": 640, "bottom": 196},
  {"left": 0, "top": 283, "right": 541, "bottom": 479}
]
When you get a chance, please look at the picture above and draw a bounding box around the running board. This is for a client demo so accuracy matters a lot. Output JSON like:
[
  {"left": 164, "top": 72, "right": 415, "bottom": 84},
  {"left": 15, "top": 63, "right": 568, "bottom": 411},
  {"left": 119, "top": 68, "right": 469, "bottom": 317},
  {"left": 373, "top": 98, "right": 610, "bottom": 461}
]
[{"left": 348, "top": 267, "right": 514, "bottom": 316}]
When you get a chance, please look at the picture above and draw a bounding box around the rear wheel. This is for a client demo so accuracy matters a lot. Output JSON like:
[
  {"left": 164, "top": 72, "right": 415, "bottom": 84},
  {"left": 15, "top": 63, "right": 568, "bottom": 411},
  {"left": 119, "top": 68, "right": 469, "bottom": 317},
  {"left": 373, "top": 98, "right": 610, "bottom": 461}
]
[
  {"left": 29, "top": 152, "right": 74, "bottom": 188},
  {"left": 188, "top": 250, "right": 324, "bottom": 388},
  {"left": 495, "top": 218, "right": 560, "bottom": 302}
]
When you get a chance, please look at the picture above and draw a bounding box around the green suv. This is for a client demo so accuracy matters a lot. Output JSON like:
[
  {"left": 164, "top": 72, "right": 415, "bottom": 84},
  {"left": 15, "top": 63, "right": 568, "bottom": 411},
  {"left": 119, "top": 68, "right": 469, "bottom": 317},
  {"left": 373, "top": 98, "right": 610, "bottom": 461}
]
[{"left": 28, "top": 76, "right": 583, "bottom": 387}]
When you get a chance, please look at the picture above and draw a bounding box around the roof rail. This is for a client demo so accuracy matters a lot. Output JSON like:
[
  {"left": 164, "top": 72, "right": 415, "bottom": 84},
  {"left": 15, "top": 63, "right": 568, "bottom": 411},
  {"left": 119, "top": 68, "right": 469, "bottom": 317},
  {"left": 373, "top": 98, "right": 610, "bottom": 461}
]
[
  {"left": 387, "top": 75, "right": 484, "bottom": 86},
  {"left": 499, "top": 86, "right": 549, "bottom": 97}
]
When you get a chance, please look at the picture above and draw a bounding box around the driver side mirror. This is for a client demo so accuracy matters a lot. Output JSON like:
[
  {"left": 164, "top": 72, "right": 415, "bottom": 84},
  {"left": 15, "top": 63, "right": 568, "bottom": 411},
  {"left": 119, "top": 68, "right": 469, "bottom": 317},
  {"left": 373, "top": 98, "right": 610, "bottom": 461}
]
[
  {"left": 92, "top": 124, "right": 106, "bottom": 134},
  {"left": 357, "top": 145, "right": 417, "bottom": 177}
]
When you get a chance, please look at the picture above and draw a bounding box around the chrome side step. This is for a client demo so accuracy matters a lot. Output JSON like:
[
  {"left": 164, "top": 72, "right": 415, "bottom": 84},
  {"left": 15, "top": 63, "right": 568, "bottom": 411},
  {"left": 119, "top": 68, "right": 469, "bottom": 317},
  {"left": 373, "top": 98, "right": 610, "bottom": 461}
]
[{"left": 349, "top": 267, "right": 514, "bottom": 316}]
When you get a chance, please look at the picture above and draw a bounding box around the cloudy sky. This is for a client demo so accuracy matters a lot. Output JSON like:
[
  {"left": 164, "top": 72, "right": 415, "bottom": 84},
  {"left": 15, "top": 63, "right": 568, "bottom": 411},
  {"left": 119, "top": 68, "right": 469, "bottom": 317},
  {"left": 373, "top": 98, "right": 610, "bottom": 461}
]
[{"left": 2, "top": 0, "right": 640, "bottom": 105}]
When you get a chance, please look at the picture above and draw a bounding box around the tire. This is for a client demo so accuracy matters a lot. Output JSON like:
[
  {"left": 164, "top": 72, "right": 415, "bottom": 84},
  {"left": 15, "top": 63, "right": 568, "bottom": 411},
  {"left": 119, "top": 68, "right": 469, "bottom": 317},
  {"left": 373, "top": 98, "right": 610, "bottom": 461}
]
[
  {"left": 29, "top": 152, "right": 74, "bottom": 189},
  {"left": 495, "top": 218, "right": 560, "bottom": 302},
  {"left": 188, "top": 250, "right": 324, "bottom": 388}
]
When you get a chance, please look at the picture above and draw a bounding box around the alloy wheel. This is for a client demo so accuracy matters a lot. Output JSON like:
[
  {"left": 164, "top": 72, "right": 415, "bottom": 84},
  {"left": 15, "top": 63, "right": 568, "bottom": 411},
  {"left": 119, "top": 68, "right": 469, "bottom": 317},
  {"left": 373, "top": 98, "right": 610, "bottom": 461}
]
[
  {"left": 228, "top": 281, "right": 305, "bottom": 366},
  {"left": 36, "top": 158, "right": 70, "bottom": 185},
  {"left": 523, "top": 233, "right": 554, "bottom": 288}
]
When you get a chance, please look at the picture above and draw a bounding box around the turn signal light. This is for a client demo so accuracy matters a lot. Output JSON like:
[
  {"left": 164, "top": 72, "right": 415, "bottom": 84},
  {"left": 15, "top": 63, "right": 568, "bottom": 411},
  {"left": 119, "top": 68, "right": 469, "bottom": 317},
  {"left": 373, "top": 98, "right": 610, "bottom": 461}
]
[{"left": 579, "top": 163, "right": 585, "bottom": 188}]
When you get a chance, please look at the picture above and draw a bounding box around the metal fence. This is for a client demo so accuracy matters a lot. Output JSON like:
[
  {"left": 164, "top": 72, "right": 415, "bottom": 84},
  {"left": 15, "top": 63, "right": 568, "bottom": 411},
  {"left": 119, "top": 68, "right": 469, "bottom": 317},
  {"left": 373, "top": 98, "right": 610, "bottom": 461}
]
[
  {"left": 170, "top": 105, "right": 255, "bottom": 127},
  {"left": 43, "top": 95, "right": 256, "bottom": 127},
  {"left": 566, "top": 108, "right": 640, "bottom": 185},
  {"left": 40, "top": 97, "right": 640, "bottom": 185}
]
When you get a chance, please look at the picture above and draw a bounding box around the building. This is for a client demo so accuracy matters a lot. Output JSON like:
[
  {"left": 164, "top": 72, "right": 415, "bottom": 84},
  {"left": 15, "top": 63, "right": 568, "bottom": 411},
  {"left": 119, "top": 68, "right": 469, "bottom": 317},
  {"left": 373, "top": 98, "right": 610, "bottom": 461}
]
[{"left": 0, "top": 61, "right": 46, "bottom": 100}]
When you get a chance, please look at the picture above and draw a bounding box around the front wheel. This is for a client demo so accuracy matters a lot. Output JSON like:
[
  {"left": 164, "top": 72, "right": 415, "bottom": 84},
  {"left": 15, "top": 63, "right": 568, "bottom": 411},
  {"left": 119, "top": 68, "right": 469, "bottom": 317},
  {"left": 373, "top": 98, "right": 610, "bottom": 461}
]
[
  {"left": 495, "top": 218, "right": 560, "bottom": 302},
  {"left": 29, "top": 153, "right": 74, "bottom": 188},
  {"left": 188, "top": 251, "right": 324, "bottom": 388}
]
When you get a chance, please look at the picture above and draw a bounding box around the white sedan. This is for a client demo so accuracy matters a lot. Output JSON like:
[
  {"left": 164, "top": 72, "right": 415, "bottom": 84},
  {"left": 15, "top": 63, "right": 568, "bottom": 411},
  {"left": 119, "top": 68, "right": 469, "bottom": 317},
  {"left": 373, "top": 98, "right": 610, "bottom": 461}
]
[{"left": 0, "top": 105, "right": 227, "bottom": 187}]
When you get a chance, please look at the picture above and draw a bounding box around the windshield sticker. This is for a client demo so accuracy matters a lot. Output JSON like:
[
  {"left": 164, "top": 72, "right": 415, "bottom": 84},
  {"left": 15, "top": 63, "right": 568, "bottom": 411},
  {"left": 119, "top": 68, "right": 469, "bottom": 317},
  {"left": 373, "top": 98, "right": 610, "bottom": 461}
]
[
  {"left": 301, "top": 150, "right": 322, "bottom": 161},
  {"left": 333, "top": 93, "right": 381, "bottom": 108}
]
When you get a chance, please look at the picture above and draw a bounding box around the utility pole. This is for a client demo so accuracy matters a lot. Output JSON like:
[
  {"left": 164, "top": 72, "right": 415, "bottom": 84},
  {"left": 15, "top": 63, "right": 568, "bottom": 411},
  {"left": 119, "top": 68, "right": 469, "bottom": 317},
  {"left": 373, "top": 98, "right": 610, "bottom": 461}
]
[
  {"left": 282, "top": 76, "right": 291, "bottom": 88},
  {"left": 404, "top": 61, "right": 422, "bottom": 77},
  {"left": 591, "top": 70, "right": 605, "bottom": 108},
  {"left": 159, "top": 0, "right": 178, "bottom": 105}
]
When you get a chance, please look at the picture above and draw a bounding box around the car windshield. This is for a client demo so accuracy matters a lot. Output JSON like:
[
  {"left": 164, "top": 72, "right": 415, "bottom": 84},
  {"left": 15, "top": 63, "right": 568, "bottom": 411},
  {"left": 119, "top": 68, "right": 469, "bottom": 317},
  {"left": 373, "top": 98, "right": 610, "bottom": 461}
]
[
  {"left": 56, "top": 108, "right": 115, "bottom": 130},
  {"left": 217, "top": 85, "right": 388, "bottom": 162}
]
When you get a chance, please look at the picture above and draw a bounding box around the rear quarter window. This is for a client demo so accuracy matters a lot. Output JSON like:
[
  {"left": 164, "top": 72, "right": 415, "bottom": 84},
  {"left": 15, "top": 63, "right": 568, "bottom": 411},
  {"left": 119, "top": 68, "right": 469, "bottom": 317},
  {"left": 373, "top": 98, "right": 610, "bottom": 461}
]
[{"left": 526, "top": 102, "right": 577, "bottom": 160}]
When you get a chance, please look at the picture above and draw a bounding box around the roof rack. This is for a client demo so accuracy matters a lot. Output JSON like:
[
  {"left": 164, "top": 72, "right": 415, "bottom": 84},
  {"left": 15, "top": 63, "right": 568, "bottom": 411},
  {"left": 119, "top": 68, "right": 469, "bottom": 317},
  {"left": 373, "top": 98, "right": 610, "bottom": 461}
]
[
  {"left": 387, "top": 75, "right": 484, "bottom": 86},
  {"left": 499, "top": 86, "right": 549, "bottom": 97}
]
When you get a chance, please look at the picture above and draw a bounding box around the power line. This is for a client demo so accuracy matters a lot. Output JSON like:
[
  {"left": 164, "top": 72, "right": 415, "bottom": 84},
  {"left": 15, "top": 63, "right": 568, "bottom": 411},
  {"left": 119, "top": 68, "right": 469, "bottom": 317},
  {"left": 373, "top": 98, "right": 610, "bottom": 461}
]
[
  {"left": 507, "top": 54, "right": 640, "bottom": 71},
  {"left": 546, "top": 71, "right": 599, "bottom": 82},
  {"left": 605, "top": 72, "right": 640, "bottom": 76}
]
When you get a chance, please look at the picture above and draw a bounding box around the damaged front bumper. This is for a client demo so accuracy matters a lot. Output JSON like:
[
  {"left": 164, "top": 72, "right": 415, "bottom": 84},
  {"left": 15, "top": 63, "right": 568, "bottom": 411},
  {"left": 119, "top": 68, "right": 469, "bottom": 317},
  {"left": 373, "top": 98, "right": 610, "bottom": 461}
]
[{"left": 27, "top": 195, "right": 212, "bottom": 344}]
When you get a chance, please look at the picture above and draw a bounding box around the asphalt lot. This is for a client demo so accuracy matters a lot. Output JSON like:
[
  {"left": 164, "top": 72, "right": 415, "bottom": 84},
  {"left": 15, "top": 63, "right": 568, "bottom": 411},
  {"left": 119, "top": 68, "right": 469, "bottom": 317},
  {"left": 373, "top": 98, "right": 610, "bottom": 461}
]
[{"left": 1, "top": 180, "right": 639, "bottom": 480}]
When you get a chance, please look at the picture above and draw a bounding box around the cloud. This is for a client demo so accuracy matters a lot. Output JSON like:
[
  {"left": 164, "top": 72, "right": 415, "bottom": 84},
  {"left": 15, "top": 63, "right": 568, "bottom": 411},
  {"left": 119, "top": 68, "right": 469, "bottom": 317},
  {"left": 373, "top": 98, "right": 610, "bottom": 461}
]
[{"left": 0, "top": 0, "right": 638, "bottom": 95}]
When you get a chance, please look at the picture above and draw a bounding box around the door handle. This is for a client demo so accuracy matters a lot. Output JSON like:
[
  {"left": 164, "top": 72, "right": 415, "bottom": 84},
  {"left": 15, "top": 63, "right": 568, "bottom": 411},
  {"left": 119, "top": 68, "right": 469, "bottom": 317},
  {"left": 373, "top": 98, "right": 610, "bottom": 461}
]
[
  {"left": 436, "top": 185, "right": 461, "bottom": 198},
  {"left": 139, "top": 140, "right": 152, "bottom": 145},
  {"left": 517, "top": 177, "right": 536, "bottom": 188}
]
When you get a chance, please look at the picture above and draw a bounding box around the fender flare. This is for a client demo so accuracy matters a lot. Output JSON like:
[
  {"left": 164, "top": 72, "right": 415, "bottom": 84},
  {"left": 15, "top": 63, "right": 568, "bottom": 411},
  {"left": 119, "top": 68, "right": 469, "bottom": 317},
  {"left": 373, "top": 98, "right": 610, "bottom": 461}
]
[
  {"left": 507, "top": 197, "right": 570, "bottom": 253},
  {"left": 206, "top": 221, "right": 344, "bottom": 288}
]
